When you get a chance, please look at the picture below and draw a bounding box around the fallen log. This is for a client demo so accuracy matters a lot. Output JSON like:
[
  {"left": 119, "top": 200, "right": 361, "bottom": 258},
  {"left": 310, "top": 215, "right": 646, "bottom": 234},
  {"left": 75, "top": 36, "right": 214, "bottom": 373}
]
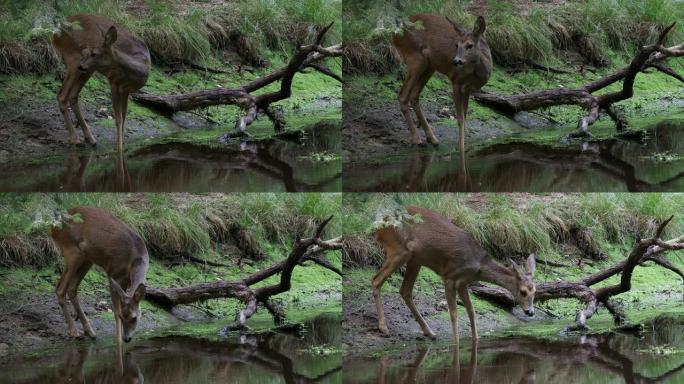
[
  {"left": 469, "top": 216, "right": 684, "bottom": 331},
  {"left": 472, "top": 23, "right": 683, "bottom": 137},
  {"left": 132, "top": 23, "right": 342, "bottom": 138},
  {"left": 145, "top": 216, "right": 342, "bottom": 332}
]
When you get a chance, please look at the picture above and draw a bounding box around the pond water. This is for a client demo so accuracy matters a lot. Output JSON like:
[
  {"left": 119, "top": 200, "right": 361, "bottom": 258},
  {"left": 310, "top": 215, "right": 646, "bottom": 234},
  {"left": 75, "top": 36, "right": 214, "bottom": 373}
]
[
  {"left": 0, "top": 312, "right": 341, "bottom": 384},
  {"left": 0, "top": 122, "right": 340, "bottom": 192},
  {"left": 343, "top": 315, "right": 684, "bottom": 384},
  {"left": 343, "top": 118, "right": 684, "bottom": 192}
]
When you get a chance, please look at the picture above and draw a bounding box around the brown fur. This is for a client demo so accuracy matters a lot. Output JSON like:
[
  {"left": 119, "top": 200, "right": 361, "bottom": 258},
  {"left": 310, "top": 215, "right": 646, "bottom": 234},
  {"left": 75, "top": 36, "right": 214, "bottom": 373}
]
[
  {"left": 52, "top": 14, "right": 151, "bottom": 152},
  {"left": 373, "top": 206, "right": 536, "bottom": 347},
  {"left": 50, "top": 206, "right": 149, "bottom": 344},
  {"left": 392, "top": 14, "right": 492, "bottom": 149}
]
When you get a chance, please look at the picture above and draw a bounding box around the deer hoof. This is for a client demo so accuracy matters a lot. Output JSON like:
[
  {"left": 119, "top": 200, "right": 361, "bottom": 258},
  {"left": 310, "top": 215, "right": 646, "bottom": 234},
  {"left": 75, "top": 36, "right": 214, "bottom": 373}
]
[
  {"left": 427, "top": 137, "right": 439, "bottom": 146},
  {"left": 67, "top": 329, "right": 80, "bottom": 338},
  {"left": 410, "top": 137, "right": 423, "bottom": 145}
]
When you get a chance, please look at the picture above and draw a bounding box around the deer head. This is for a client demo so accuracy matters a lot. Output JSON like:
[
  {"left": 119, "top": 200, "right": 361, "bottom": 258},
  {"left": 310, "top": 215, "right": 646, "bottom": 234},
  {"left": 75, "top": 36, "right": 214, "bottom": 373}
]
[
  {"left": 109, "top": 278, "right": 146, "bottom": 343},
  {"left": 447, "top": 16, "right": 486, "bottom": 68},
  {"left": 508, "top": 254, "right": 537, "bottom": 316},
  {"left": 77, "top": 25, "right": 118, "bottom": 72}
]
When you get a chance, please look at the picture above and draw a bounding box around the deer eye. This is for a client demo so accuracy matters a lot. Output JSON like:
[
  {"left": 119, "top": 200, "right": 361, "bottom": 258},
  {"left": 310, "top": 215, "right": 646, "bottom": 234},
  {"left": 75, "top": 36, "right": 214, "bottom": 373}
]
[
  {"left": 466, "top": 43, "right": 474, "bottom": 49},
  {"left": 519, "top": 290, "right": 527, "bottom": 296}
]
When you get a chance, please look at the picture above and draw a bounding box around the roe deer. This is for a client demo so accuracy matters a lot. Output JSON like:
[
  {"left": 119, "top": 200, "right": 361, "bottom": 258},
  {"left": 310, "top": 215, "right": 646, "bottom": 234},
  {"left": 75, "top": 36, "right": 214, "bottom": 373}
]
[
  {"left": 373, "top": 206, "right": 535, "bottom": 347},
  {"left": 50, "top": 206, "right": 149, "bottom": 344},
  {"left": 393, "top": 14, "right": 492, "bottom": 151},
  {"left": 52, "top": 14, "right": 151, "bottom": 152}
]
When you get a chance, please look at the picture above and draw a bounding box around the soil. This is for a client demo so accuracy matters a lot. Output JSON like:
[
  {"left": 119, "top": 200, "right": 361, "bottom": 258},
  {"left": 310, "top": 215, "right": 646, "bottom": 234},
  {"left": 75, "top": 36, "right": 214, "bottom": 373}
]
[
  {"left": 0, "top": 99, "right": 185, "bottom": 163},
  {"left": 342, "top": 98, "right": 544, "bottom": 163},
  {"left": 0, "top": 288, "right": 167, "bottom": 353},
  {"left": 342, "top": 286, "right": 533, "bottom": 354}
]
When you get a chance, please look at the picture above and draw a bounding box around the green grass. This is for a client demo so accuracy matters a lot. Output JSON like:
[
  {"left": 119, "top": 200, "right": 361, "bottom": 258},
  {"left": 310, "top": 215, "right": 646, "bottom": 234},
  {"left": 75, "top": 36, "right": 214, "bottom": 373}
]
[
  {"left": 0, "top": 193, "right": 343, "bottom": 268},
  {"left": 343, "top": 0, "right": 684, "bottom": 74},
  {"left": 341, "top": 193, "right": 684, "bottom": 267},
  {"left": 0, "top": 0, "right": 341, "bottom": 74}
]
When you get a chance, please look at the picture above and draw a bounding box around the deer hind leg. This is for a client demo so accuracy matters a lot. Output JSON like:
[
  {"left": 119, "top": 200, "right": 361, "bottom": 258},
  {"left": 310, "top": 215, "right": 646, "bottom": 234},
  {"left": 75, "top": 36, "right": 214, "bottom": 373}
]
[
  {"left": 67, "top": 261, "right": 96, "bottom": 338},
  {"left": 55, "top": 246, "right": 82, "bottom": 337},
  {"left": 57, "top": 70, "right": 81, "bottom": 145},
  {"left": 457, "top": 285, "right": 478, "bottom": 350},
  {"left": 444, "top": 279, "right": 460, "bottom": 347},
  {"left": 372, "top": 249, "right": 410, "bottom": 335},
  {"left": 401, "top": 261, "right": 436, "bottom": 339},
  {"left": 398, "top": 56, "right": 429, "bottom": 145},
  {"left": 68, "top": 71, "right": 97, "bottom": 146},
  {"left": 410, "top": 69, "right": 438, "bottom": 145}
]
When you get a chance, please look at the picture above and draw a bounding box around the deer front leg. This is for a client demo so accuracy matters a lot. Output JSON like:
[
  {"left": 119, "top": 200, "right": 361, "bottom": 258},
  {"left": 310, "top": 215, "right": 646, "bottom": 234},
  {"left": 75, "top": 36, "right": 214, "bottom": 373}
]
[
  {"left": 110, "top": 85, "right": 125, "bottom": 153},
  {"left": 109, "top": 280, "right": 123, "bottom": 346},
  {"left": 372, "top": 250, "right": 410, "bottom": 335},
  {"left": 444, "top": 279, "right": 460, "bottom": 347},
  {"left": 401, "top": 262, "right": 436, "bottom": 339},
  {"left": 453, "top": 85, "right": 466, "bottom": 153},
  {"left": 457, "top": 284, "right": 478, "bottom": 350}
]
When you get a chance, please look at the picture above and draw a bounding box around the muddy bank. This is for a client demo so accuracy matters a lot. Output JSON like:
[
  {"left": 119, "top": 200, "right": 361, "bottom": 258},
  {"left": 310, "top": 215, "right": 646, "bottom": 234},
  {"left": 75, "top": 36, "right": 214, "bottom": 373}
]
[
  {"left": 343, "top": 115, "right": 684, "bottom": 192},
  {"left": 342, "top": 284, "right": 535, "bottom": 355},
  {"left": 0, "top": 311, "right": 341, "bottom": 384},
  {"left": 342, "top": 98, "right": 526, "bottom": 163},
  {"left": 344, "top": 313, "right": 684, "bottom": 384},
  {"left": 0, "top": 96, "right": 184, "bottom": 163},
  {"left": 0, "top": 121, "right": 341, "bottom": 192}
]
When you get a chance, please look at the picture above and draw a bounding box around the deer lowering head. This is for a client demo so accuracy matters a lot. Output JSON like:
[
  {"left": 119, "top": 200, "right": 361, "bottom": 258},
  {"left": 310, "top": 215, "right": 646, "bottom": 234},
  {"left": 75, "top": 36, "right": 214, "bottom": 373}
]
[
  {"left": 109, "top": 279, "right": 146, "bottom": 343},
  {"left": 77, "top": 25, "right": 118, "bottom": 73},
  {"left": 373, "top": 206, "right": 536, "bottom": 346},
  {"left": 507, "top": 254, "right": 537, "bottom": 316}
]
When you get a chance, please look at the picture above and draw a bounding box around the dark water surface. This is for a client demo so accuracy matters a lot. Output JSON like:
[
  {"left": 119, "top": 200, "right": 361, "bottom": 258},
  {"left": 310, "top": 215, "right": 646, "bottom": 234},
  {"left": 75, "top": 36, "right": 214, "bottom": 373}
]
[
  {"left": 0, "top": 312, "right": 341, "bottom": 384},
  {"left": 343, "top": 118, "right": 684, "bottom": 192},
  {"left": 343, "top": 315, "right": 684, "bottom": 384},
  {"left": 0, "top": 122, "right": 340, "bottom": 192}
]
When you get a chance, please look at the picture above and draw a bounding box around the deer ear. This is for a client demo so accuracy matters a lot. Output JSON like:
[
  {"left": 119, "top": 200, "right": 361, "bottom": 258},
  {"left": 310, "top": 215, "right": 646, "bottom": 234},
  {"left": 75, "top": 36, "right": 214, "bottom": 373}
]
[
  {"left": 508, "top": 258, "right": 523, "bottom": 278},
  {"left": 104, "top": 25, "right": 117, "bottom": 47},
  {"left": 109, "top": 278, "right": 126, "bottom": 301},
  {"left": 473, "top": 16, "right": 486, "bottom": 39},
  {"left": 132, "top": 283, "right": 146, "bottom": 302},
  {"left": 445, "top": 16, "right": 460, "bottom": 33},
  {"left": 526, "top": 253, "right": 536, "bottom": 277}
]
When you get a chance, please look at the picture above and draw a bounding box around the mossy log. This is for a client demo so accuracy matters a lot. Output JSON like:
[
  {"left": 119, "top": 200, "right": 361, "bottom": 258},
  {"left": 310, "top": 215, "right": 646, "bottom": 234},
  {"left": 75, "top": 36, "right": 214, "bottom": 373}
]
[
  {"left": 131, "top": 23, "right": 342, "bottom": 139},
  {"left": 469, "top": 216, "right": 684, "bottom": 331},
  {"left": 145, "top": 216, "right": 342, "bottom": 332},
  {"left": 472, "top": 23, "right": 684, "bottom": 137}
]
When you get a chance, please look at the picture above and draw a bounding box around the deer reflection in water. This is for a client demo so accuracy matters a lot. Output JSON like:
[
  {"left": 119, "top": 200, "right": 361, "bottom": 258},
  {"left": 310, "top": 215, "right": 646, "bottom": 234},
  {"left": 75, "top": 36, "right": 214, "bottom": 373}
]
[
  {"left": 45, "top": 344, "right": 143, "bottom": 384},
  {"left": 366, "top": 330, "right": 684, "bottom": 384}
]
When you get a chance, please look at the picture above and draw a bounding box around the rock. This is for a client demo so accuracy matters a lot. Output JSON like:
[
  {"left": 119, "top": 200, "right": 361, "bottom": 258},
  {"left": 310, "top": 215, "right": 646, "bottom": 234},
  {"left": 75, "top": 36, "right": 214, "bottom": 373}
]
[
  {"left": 95, "top": 107, "right": 110, "bottom": 118},
  {"left": 0, "top": 343, "right": 8, "bottom": 357}
]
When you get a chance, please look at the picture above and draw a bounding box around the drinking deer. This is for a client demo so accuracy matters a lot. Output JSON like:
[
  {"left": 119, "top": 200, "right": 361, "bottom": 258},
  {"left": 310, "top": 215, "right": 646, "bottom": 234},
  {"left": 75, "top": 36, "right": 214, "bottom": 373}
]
[
  {"left": 50, "top": 206, "right": 149, "bottom": 344},
  {"left": 52, "top": 14, "right": 151, "bottom": 152},
  {"left": 373, "top": 206, "right": 536, "bottom": 346},
  {"left": 393, "top": 14, "right": 492, "bottom": 151}
]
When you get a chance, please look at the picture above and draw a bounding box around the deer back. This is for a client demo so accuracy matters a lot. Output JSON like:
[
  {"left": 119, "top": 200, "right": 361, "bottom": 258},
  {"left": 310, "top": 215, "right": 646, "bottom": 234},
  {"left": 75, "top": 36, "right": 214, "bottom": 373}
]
[
  {"left": 376, "top": 206, "right": 489, "bottom": 281},
  {"left": 393, "top": 13, "right": 492, "bottom": 88},
  {"left": 50, "top": 206, "right": 148, "bottom": 288}
]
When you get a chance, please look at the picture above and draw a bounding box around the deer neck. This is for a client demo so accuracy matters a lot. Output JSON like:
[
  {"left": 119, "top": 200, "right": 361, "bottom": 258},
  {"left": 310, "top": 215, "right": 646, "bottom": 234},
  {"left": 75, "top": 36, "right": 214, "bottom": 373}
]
[
  {"left": 479, "top": 257, "right": 517, "bottom": 293},
  {"left": 126, "top": 257, "right": 148, "bottom": 295},
  {"left": 109, "top": 47, "right": 150, "bottom": 87}
]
